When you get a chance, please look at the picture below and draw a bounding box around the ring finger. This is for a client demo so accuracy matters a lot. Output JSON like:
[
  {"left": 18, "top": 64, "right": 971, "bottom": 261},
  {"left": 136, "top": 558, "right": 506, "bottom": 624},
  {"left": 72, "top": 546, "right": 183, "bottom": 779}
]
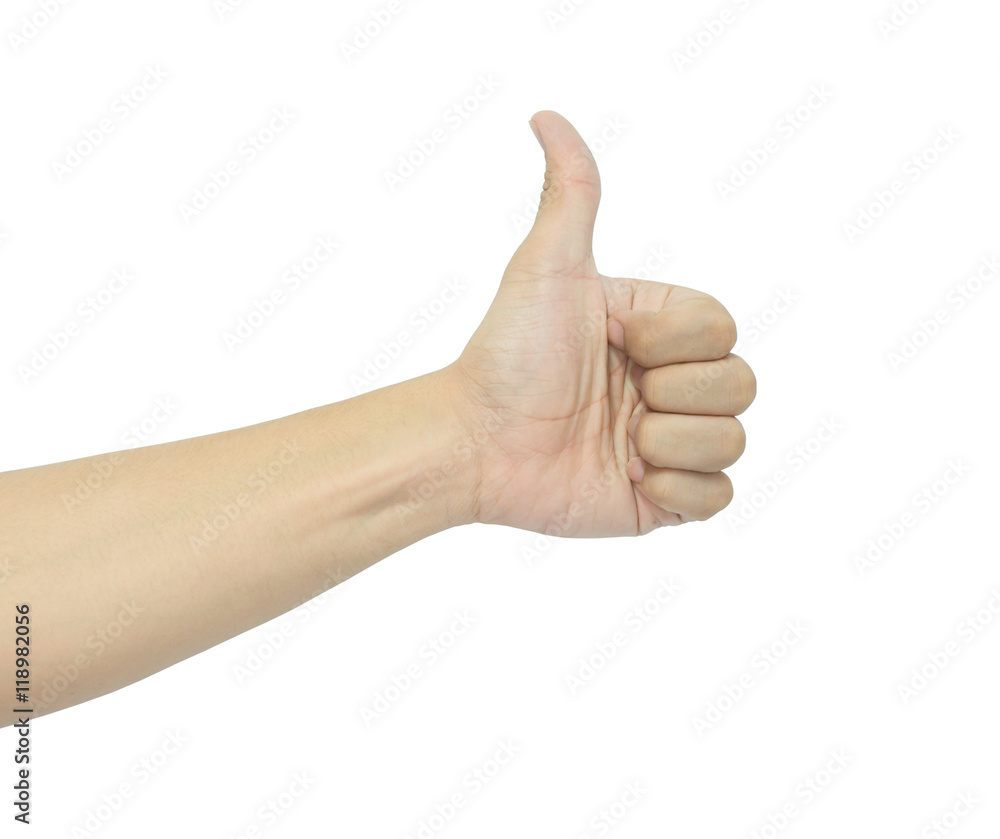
[{"left": 630, "top": 411, "right": 746, "bottom": 472}]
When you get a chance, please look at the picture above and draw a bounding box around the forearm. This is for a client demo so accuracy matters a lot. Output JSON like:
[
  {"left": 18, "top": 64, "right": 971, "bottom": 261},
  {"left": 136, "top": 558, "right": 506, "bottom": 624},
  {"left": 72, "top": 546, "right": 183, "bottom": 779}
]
[{"left": 0, "top": 367, "right": 478, "bottom": 725}]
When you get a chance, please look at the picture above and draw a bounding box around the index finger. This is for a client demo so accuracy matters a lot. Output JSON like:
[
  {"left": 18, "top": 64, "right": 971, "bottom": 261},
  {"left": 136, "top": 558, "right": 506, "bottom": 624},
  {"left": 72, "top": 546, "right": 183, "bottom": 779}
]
[{"left": 608, "top": 296, "right": 737, "bottom": 367}]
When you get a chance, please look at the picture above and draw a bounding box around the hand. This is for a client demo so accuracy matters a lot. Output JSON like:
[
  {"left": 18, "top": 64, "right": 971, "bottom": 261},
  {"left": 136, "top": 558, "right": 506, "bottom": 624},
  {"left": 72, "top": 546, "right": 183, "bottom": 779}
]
[{"left": 449, "top": 111, "right": 756, "bottom": 536}]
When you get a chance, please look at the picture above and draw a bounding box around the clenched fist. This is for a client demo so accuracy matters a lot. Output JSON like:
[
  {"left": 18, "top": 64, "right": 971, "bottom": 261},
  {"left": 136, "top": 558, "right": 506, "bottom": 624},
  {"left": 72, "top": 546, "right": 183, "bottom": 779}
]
[{"left": 450, "top": 110, "right": 756, "bottom": 536}]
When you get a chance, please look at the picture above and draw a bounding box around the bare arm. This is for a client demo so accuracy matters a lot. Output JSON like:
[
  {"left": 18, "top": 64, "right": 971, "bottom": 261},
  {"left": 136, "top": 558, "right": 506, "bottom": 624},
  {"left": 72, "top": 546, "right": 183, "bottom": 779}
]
[
  {"left": 1, "top": 111, "right": 754, "bottom": 726},
  {"left": 1, "top": 369, "right": 478, "bottom": 725}
]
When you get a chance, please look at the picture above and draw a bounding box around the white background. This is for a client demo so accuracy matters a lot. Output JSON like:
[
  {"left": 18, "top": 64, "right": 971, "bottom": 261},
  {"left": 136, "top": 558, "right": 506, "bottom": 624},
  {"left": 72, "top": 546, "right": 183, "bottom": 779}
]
[{"left": 2, "top": 0, "right": 999, "bottom": 836}]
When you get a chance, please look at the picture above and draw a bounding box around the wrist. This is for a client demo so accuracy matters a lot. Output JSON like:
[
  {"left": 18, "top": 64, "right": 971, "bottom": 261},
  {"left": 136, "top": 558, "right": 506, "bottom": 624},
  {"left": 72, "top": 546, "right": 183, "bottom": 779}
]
[
  {"left": 435, "top": 361, "right": 509, "bottom": 528},
  {"left": 385, "top": 366, "right": 487, "bottom": 531}
]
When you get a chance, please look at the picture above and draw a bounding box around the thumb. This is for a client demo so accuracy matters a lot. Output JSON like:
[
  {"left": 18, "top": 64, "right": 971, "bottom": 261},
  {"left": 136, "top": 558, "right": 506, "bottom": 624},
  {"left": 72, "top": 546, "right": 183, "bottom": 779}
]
[{"left": 521, "top": 110, "right": 602, "bottom": 269}]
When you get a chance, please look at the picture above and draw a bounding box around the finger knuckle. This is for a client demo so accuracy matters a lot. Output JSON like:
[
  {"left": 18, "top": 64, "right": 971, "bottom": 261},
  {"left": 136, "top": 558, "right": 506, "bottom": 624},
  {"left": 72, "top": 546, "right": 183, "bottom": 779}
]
[
  {"left": 718, "top": 418, "right": 746, "bottom": 465},
  {"left": 545, "top": 153, "right": 601, "bottom": 204},
  {"left": 705, "top": 473, "right": 734, "bottom": 518},
  {"left": 729, "top": 361, "right": 757, "bottom": 413},
  {"left": 703, "top": 303, "right": 737, "bottom": 357},
  {"left": 567, "top": 150, "right": 601, "bottom": 189}
]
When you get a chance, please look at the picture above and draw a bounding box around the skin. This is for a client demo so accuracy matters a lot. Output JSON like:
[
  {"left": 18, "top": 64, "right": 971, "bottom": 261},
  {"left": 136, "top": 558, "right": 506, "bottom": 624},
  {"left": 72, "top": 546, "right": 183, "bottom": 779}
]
[{"left": 0, "top": 111, "right": 754, "bottom": 727}]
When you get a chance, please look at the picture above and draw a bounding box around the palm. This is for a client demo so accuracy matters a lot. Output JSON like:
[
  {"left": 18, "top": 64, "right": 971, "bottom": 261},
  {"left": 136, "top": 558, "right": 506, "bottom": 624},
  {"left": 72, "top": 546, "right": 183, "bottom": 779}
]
[{"left": 456, "top": 248, "right": 689, "bottom": 536}]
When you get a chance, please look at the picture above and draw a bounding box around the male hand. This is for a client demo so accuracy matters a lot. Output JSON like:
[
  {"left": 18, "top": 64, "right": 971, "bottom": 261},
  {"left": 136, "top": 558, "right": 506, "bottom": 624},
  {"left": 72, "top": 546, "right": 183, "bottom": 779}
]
[{"left": 451, "top": 111, "right": 756, "bottom": 536}]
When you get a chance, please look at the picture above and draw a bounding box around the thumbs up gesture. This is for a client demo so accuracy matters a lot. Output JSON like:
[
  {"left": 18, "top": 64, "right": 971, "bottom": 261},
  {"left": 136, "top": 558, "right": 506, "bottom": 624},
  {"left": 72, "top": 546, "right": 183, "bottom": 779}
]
[{"left": 451, "top": 111, "right": 756, "bottom": 536}]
